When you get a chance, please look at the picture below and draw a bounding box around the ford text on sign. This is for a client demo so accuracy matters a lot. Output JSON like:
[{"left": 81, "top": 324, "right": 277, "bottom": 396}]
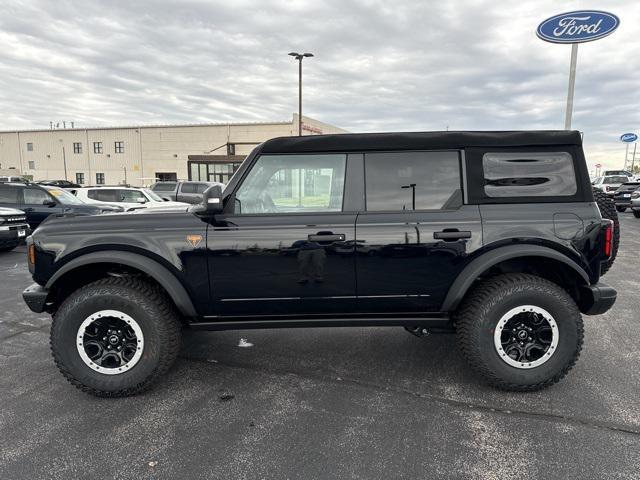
[{"left": 537, "top": 11, "right": 620, "bottom": 44}]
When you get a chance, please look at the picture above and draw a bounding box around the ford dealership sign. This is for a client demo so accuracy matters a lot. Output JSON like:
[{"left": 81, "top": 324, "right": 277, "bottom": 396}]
[
  {"left": 537, "top": 11, "right": 620, "bottom": 44},
  {"left": 621, "top": 133, "right": 638, "bottom": 143}
]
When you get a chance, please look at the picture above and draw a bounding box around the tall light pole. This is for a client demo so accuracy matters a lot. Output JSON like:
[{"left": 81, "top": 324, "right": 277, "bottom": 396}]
[
  {"left": 59, "top": 139, "right": 68, "bottom": 181},
  {"left": 288, "top": 52, "right": 314, "bottom": 136}
]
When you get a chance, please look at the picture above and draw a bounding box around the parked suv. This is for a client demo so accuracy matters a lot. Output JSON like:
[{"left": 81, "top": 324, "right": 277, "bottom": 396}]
[
  {"left": 0, "top": 182, "right": 121, "bottom": 230},
  {"left": 150, "top": 180, "right": 224, "bottom": 204},
  {"left": 592, "top": 175, "right": 628, "bottom": 197},
  {"left": 73, "top": 186, "right": 189, "bottom": 211},
  {"left": 22, "top": 130, "right": 617, "bottom": 397},
  {"left": 612, "top": 181, "right": 640, "bottom": 212}
]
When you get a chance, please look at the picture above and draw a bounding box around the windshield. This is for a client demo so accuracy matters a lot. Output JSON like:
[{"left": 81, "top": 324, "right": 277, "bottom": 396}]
[
  {"left": 142, "top": 188, "right": 164, "bottom": 202},
  {"left": 43, "top": 186, "right": 85, "bottom": 205}
]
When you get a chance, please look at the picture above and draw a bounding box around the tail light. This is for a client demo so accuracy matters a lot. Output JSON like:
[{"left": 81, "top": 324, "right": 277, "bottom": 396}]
[{"left": 603, "top": 220, "right": 613, "bottom": 259}]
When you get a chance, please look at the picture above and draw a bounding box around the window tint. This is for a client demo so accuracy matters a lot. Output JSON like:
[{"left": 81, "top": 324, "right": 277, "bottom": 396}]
[
  {"left": 0, "top": 185, "right": 19, "bottom": 203},
  {"left": 180, "top": 183, "right": 197, "bottom": 194},
  {"left": 235, "top": 154, "right": 346, "bottom": 214},
  {"left": 365, "top": 151, "right": 461, "bottom": 211},
  {"left": 603, "top": 176, "right": 628, "bottom": 184},
  {"left": 153, "top": 182, "right": 176, "bottom": 191},
  {"left": 88, "top": 189, "right": 117, "bottom": 202},
  {"left": 483, "top": 152, "right": 576, "bottom": 198},
  {"left": 24, "top": 188, "right": 52, "bottom": 205},
  {"left": 196, "top": 183, "right": 209, "bottom": 194}
]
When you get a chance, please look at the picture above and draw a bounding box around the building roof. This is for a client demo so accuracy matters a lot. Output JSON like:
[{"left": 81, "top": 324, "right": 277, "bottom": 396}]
[{"left": 261, "top": 130, "right": 582, "bottom": 153}]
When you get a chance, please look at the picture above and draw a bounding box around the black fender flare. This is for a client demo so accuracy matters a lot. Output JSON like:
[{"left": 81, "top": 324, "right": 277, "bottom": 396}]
[
  {"left": 441, "top": 244, "right": 590, "bottom": 312},
  {"left": 46, "top": 250, "right": 197, "bottom": 317}
]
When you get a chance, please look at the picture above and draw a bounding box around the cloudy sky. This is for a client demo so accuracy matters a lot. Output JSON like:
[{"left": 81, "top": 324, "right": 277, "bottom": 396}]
[{"left": 0, "top": 0, "right": 638, "bottom": 170}]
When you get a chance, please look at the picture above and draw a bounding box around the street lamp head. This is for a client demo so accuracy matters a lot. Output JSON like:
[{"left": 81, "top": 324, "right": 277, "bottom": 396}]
[
  {"left": 303, "top": 53, "right": 314, "bottom": 57},
  {"left": 288, "top": 52, "right": 300, "bottom": 57}
]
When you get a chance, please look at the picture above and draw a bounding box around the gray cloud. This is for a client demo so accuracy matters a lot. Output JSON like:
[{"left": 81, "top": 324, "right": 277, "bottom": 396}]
[{"left": 0, "top": 0, "right": 638, "bottom": 169}]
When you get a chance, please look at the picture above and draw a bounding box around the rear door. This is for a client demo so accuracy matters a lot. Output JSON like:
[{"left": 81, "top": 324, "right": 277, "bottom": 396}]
[{"left": 355, "top": 150, "right": 482, "bottom": 313}]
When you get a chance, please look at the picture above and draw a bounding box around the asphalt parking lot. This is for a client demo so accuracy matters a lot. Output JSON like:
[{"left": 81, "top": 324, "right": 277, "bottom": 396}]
[{"left": 1, "top": 215, "right": 639, "bottom": 479}]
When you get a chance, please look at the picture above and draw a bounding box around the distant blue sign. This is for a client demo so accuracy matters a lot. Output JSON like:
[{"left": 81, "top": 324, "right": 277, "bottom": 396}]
[
  {"left": 537, "top": 11, "right": 620, "bottom": 44},
  {"left": 621, "top": 133, "right": 638, "bottom": 143}
]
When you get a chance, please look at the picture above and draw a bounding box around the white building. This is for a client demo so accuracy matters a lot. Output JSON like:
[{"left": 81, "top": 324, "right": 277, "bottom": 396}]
[{"left": 0, "top": 114, "right": 346, "bottom": 186}]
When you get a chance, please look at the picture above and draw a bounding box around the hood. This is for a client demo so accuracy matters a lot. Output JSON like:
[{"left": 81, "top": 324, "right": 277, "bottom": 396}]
[
  {"left": 0, "top": 207, "right": 26, "bottom": 216},
  {"left": 146, "top": 201, "right": 191, "bottom": 209}
]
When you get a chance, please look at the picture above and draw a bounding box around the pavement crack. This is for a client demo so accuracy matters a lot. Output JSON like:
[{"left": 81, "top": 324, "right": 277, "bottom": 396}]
[{"left": 178, "top": 354, "right": 640, "bottom": 437}]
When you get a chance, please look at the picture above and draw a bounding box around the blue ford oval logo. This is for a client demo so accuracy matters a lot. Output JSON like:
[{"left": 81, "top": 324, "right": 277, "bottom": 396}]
[
  {"left": 621, "top": 133, "right": 638, "bottom": 143},
  {"left": 537, "top": 10, "right": 620, "bottom": 44}
]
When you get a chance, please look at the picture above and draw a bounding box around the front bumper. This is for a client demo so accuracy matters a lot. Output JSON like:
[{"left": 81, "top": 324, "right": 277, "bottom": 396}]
[
  {"left": 579, "top": 282, "right": 617, "bottom": 315},
  {"left": 23, "top": 283, "right": 49, "bottom": 313},
  {"left": 0, "top": 223, "right": 30, "bottom": 244}
]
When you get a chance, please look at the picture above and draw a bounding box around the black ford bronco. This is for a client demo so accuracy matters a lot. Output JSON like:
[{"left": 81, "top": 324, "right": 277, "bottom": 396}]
[{"left": 22, "top": 130, "right": 618, "bottom": 396}]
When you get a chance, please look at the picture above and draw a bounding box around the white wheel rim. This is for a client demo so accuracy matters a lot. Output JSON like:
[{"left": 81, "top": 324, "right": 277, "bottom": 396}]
[
  {"left": 493, "top": 305, "right": 559, "bottom": 369},
  {"left": 76, "top": 309, "right": 145, "bottom": 375}
]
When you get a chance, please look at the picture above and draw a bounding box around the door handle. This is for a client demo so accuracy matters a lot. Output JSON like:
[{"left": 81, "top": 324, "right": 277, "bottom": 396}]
[
  {"left": 23, "top": 208, "right": 34, "bottom": 213},
  {"left": 308, "top": 232, "right": 345, "bottom": 243},
  {"left": 433, "top": 230, "right": 472, "bottom": 241}
]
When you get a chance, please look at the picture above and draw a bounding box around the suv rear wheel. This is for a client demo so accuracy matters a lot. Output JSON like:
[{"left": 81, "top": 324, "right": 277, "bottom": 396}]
[
  {"left": 455, "top": 274, "right": 583, "bottom": 391},
  {"left": 50, "top": 277, "right": 181, "bottom": 397}
]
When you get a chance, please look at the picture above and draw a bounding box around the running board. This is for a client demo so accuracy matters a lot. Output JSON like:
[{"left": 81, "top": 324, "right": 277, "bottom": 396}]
[{"left": 188, "top": 315, "right": 453, "bottom": 332}]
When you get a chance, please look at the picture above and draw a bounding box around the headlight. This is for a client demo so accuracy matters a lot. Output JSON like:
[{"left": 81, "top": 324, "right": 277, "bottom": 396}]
[{"left": 632, "top": 192, "right": 640, "bottom": 199}]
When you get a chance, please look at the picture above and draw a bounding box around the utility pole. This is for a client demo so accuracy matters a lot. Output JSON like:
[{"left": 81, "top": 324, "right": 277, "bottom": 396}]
[{"left": 288, "top": 52, "right": 314, "bottom": 135}]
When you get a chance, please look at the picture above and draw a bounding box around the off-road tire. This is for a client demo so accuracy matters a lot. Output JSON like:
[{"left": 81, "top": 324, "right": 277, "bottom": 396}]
[
  {"left": 50, "top": 277, "right": 181, "bottom": 397},
  {"left": 593, "top": 187, "right": 619, "bottom": 275},
  {"left": 615, "top": 206, "right": 626, "bottom": 213},
  {"left": 455, "top": 274, "right": 583, "bottom": 391},
  {"left": 633, "top": 210, "right": 640, "bottom": 218}
]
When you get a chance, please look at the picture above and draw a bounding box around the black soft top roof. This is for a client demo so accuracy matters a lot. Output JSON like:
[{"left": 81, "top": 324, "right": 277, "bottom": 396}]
[{"left": 261, "top": 130, "right": 582, "bottom": 154}]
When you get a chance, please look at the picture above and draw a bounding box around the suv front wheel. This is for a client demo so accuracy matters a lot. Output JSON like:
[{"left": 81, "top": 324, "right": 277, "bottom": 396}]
[
  {"left": 455, "top": 274, "right": 583, "bottom": 391},
  {"left": 50, "top": 277, "right": 182, "bottom": 397}
]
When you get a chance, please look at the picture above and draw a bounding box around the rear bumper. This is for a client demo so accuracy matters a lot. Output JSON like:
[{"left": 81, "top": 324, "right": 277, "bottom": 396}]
[
  {"left": 22, "top": 283, "right": 49, "bottom": 313},
  {"left": 579, "top": 282, "right": 617, "bottom": 315}
]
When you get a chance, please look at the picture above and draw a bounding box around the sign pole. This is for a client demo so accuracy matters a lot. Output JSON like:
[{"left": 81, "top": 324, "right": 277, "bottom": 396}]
[
  {"left": 632, "top": 143, "right": 637, "bottom": 172},
  {"left": 564, "top": 43, "right": 578, "bottom": 130},
  {"left": 625, "top": 143, "right": 629, "bottom": 169}
]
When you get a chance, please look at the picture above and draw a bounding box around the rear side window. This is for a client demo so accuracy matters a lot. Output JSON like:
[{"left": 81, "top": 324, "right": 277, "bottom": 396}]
[
  {"left": 365, "top": 151, "right": 461, "bottom": 211},
  {"left": 482, "top": 152, "right": 577, "bottom": 198},
  {"left": 0, "top": 185, "right": 19, "bottom": 203},
  {"left": 196, "top": 183, "right": 209, "bottom": 194},
  {"left": 153, "top": 182, "right": 176, "bottom": 192},
  {"left": 88, "top": 189, "right": 118, "bottom": 202},
  {"left": 180, "top": 183, "right": 197, "bottom": 194}
]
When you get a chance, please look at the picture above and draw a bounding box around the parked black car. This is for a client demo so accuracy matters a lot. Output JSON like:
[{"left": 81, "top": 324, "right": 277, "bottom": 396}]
[
  {"left": 0, "top": 207, "right": 29, "bottom": 252},
  {"left": 0, "top": 182, "right": 122, "bottom": 230},
  {"left": 37, "top": 180, "right": 82, "bottom": 188},
  {"left": 150, "top": 180, "right": 224, "bottom": 204},
  {"left": 23, "top": 130, "right": 617, "bottom": 397},
  {"left": 612, "top": 181, "right": 640, "bottom": 212}
]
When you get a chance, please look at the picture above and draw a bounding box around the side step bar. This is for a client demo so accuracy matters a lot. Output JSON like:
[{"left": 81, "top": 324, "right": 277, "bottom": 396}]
[{"left": 188, "top": 315, "right": 454, "bottom": 332}]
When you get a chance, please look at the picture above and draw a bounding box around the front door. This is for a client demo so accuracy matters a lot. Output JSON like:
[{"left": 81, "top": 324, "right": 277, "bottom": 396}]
[
  {"left": 20, "top": 187, "right": 64, "bottom": 229},
  {"left": 355, "top": 150, "right": 483, "bottom": 312},
  {"left": 207, "top": 153, "right": 357, "bottom": 316}
]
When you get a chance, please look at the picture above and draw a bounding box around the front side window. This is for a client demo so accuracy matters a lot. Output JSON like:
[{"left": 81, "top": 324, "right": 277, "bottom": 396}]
[
  {"left": 114, "top": 141, "right": 124, "bottom": 153},
  {"left": 73, "top": 142, "right": 82, "bottom": 154},
  {"left": 235, "top": 154, "right": 346, "bottom": 214},
  {"left": 483, "top": 152, "right": 576, "bottom": 198},
  {"left": 180, "top": 183, "right": 197, "bottom": 194},
  {"left": 119, "top": 189, "right": 146, "bottom": 202},
  {"left": 23, "top": 188, "right": 53, "bottom": 205},
  {"left": 88, "top": 189, "right": 117, "bottom": 202},
  {"left": 96, "top": 173, "right": 105, "bottom": 185},
  {"left": 365, "top": 151, "right": 461, "bottom": 211},
  {"left": 94, "top": 142, "right": 103, "bottom": 154}
]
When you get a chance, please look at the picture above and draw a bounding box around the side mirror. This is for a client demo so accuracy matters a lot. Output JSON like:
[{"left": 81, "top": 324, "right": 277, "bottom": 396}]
[
  {"left": 200, "top": 184, "right": 224, "bottom": 214},
  {"left": 161, "top": 196, "right": 171, "bottom": 202},
  {"left": 43, "top": 200, "right": 57, "bottom": 207}
]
